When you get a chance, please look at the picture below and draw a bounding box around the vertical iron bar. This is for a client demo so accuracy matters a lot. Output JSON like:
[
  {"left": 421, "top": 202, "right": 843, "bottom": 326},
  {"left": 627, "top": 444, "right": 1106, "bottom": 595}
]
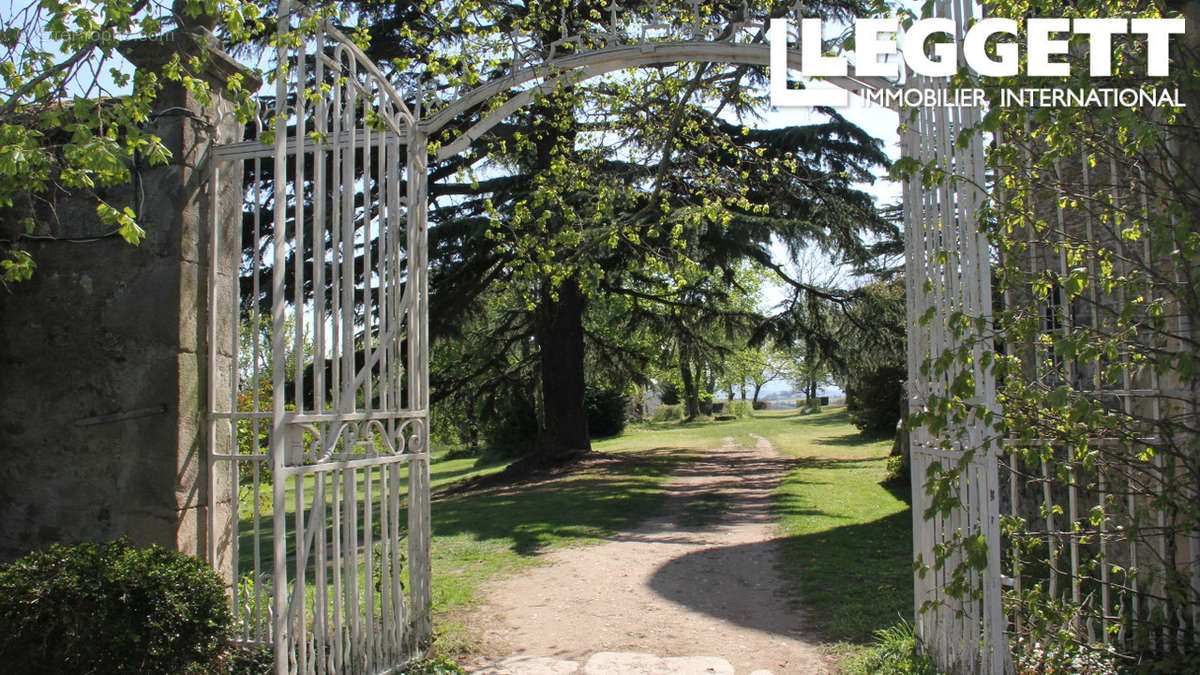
[
  {"left": 295, "top": 470, "right": 308, "bottom": 675},
  {"left": 364, "top": 462, "right": 376, "bottom": 672},
  {"left": 314, "top": 43, "right": 327, "bottom": 417},
  {"left": 407, "top": 125, "right": 433, "bottom": 645},
  {"left": 271, "top": 4, "right": 292, "bottom": 672},
  {"left": 315, "top": 471, "right": 328, "bottom": 674},
  {"left": 341, "top": 52, "right": 356, "bottom": 415},
  {"left": 332, "top": 465, "right": 344, "bottom": 669}
]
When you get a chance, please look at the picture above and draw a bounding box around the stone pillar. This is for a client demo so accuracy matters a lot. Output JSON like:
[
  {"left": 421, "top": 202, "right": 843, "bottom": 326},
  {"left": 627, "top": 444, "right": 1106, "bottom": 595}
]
[{"left": 0, "top": 31, "right": 255, "bottom": 566}]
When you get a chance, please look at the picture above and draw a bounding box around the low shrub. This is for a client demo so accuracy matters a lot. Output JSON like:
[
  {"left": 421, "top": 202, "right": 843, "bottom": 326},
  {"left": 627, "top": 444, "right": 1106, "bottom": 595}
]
[
  {"left": 227, "top": 643, "right": 274, "bottom": 674},
  {"left": 438, "top": 444, "right": 483, "bottom": 461},
  {"left": 726, "top": 400, "right": 753, "bottom": 418},
  {"left": 1013, "top": 636, "right": 1120, "bottom": 675},
  {"left": 651, "top": 403, "right": 682, "bottom": 422},
  {"left": 1008, "top": 592, "right": 1123, "bottom": 675},
  {"left": 585, "top": 387, "right": 629, "bottom": 438},
  {"left": 401, "top": 656, "right": 467, "bottom": 674},
  {"left": 884, "top": 454, "right": 909, "bottom": 485},
  {"left": 752, "top": 400, "right": 771, "bottom": 410},
  {"left": 0, "top": 539, "right": 232, "bottom": 674},
  {"left": 844, "top": 621, "right": 938, "bottom": 675},
  {"left": 845, "top": 364, "right": 904, "bottom": 436}
]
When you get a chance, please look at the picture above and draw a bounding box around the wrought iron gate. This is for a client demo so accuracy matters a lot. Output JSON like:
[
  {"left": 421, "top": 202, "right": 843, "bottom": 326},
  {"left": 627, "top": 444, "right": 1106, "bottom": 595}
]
[
  {"left": 207, "top": 4, "right": 430, "bottom": 673},
  {"left": 199, "top": 2, "right": 1028, "bottom": 672}
]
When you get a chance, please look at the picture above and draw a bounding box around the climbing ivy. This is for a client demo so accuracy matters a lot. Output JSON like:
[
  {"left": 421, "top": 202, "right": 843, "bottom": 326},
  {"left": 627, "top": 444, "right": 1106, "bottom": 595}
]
[{"left": 900, "top": 0, "right": 1200, "bottom": 667}]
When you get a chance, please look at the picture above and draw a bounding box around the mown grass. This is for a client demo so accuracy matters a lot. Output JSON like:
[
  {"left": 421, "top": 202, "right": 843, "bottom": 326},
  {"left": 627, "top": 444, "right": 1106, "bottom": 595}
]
[
  {"left": 429, "top": 408, "right": 914, "bottom": 660},
  {"left": 754, "top": 407, "right": 914, "bottom": 658},
  {"left": 234, "top": 407, "right": 914, "bottom": 664}
]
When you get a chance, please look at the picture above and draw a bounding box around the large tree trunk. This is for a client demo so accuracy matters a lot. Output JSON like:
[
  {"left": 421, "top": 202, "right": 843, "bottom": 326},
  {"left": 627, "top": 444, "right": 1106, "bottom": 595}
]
[
  {"left": 535, "top": 277, "right": 591, "bottom": 461},
  {"left": 806, "top": 337, "right": 818, "bottom": 403},
  {"left": 680, "top": 350, "right": 701, "bottom": 420}
]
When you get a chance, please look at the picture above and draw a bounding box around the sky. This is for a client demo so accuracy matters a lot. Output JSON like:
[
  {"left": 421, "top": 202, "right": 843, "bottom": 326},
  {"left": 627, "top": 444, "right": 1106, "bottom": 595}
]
[
  {"left": 754, "top": 96, "right": 904, "bottom": 312},
  {"left": 748, "top": 87, "right": 905, "bottom": 396}
]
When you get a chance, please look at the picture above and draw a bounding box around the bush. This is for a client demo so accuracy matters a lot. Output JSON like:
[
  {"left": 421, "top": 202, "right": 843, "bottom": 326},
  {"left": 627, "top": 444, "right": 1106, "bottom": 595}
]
[
  {"left": 0, "top": 539, "right": 232, "bottom": 674},
  {"left": 884, "top": 454, "right": 908, "bottom": 484},
  {"left": 480, "top": 391, "right": 539, "bottom": 458},
  {"left": 845, "top": 364, "right": 904, "bottom": 436},
  {"left": 726, "top": 400, "right": 752, "bottom": 418},
  {"left": 438, "top": 444, "right": 482, "bottom": 461},
  {"left": 651, "top": 403, "right": 682, "bottom": 422},
  {"left": 752, "top": 400, "right": 771, "bottom": 410},
  {"left": 226, "top": 643, "right": 273, "bottom": 674},
  {"left": 585, "top": 387, "right": 629, "bottom": 438},
  {"left": 401, "top": 657, "right": 467, "bottom": 674}
]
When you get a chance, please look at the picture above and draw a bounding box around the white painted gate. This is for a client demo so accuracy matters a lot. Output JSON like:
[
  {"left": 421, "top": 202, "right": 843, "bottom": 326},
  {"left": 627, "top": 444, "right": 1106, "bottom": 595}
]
[
  {"left": 207, "top": 4, "right": 430, "bottom": 673},
  {"left": 898, "top": 1, "right": 1010, "bottom": 672},
  {"left": 203, "top": 3, "right": 1018, "bottom": 673}
]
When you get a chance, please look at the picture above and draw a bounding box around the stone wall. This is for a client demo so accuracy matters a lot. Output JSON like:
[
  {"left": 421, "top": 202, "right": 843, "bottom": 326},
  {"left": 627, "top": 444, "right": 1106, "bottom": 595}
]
[{"left": 0, "top": 31, "right": 249, "bottom": 569}]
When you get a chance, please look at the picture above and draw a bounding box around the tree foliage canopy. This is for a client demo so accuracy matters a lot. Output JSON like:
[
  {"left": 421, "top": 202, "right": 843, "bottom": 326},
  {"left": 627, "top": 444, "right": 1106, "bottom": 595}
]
[
  {"left": 0, "top": 0, "right": 266, "bottom": 285},
  {"left": 2, "top": 0, "right": 898, "bottom": 463},
  {"left": 354, "top": 0, "right": 897, "bottom": 456}
]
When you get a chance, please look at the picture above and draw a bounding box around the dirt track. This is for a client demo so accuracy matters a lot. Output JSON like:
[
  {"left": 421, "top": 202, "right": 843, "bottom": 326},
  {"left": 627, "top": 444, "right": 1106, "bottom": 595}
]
[{"left": 462, "top": 435, "right": 830, "bottom": 675}]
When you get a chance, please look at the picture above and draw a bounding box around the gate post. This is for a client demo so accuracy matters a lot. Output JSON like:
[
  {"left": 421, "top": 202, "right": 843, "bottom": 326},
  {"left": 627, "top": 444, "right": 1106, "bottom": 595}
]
[
  {"left": 0, "top": 30, "right": 255, "bottom": 563},
  {"left": 118, "top": 31, "right": 257, "bottom": 577}
]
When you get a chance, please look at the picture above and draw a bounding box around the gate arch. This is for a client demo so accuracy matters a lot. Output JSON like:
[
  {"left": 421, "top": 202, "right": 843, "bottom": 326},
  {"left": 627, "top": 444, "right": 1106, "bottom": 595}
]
[{"left": 209, "top": 1, "right": 1002, "bottom": 673}]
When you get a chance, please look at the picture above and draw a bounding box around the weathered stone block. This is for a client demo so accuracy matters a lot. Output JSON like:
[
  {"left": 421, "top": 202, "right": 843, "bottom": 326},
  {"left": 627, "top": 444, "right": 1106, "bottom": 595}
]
[
  {"left": 178, "top": 259, "right": 204, "bottom": 353},
  {"left": 174, "top": 504, "right": 206, "bottom": 558},
  {"left": 213, "top": 277, "right": 238, "bottom": 359}
]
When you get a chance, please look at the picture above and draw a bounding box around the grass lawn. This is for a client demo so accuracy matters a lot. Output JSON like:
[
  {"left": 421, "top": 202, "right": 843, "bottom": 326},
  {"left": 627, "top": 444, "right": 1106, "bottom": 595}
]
[
  {"left": 754, "top": 407, "right": 914, "bottom": 661},
  {"left": 427, "top": 407, "right": 913, "bottom": 660},
  {"left": 234, "top": 407, "right": 914, "bottom": 665}
]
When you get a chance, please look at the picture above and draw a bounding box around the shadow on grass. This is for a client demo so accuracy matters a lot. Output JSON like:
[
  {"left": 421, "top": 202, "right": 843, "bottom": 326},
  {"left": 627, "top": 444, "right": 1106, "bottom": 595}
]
[
  {"left": 426, "top": 461, "right": 506, "bottom": 485},
  {"left": 791, "top": 455, "right": 887, "bottom": 470},
  {"left": 813, "top": 431, "right": 888, "bottom": 447},
  {"left": 881, "top": 474, "right": 912, "bottom": 505},
  {"left": 237, "top": 449, "right": 697, "bottom": 569},
  {"left": 647, "top": 511, "right": 913, "bottom": 645},
  {"left": 430, "top": 450, "right": 687, "bottom": 556},
  {"left": 777, "top": 408, "right": 855, "bottom": 428}
]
